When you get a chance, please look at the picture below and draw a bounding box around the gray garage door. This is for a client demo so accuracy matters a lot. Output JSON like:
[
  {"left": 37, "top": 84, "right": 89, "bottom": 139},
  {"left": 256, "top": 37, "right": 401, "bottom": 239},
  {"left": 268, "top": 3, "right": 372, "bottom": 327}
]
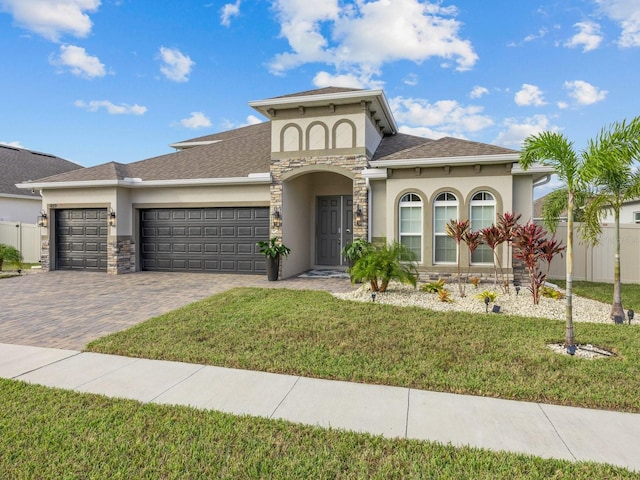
[
  {"left": 56, "top": 208, "right": 108, "bottom": 271},
  {"left": 140, "top": 207, "right": 269, "bottom": 273}
]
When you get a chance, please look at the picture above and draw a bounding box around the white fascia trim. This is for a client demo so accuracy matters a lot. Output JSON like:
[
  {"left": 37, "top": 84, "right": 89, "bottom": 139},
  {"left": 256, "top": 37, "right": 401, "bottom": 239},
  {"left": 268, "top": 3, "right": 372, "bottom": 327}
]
[
  {"left": 511, "top": 163, "right": 555, "bottom": 175},
  {"left": 249, "top": 89, "right": 398, "bottom": 134},
  {"left": 169, "top": 140, "right": 222, "bottom": 149},
  {"left": 17, "top": 173, "right": 272, "bottom": 190},
  {"left": 0, "top": 192, "right": 41, "bottom": 200},
  {"left": 371, "top": 153, "right": 521, "bottom": 168},
  {"left": 361, "top": 168, "right": 388, "bottom": 180}
]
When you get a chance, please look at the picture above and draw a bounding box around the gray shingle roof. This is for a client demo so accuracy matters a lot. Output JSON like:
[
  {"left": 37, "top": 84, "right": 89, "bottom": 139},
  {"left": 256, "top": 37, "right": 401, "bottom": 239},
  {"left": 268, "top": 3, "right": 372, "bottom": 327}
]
[
  {"left": 35, "top": 122, "right": 272, "bottom": 183},
  {"left": 374, "top": 135, "right": 517, "bottom": 161},
  {"left": 270, "top": 87, "right": 363, "bottom": 99},
  {"left": 0, "top": 144, "right": 81, "bottom": 196}
]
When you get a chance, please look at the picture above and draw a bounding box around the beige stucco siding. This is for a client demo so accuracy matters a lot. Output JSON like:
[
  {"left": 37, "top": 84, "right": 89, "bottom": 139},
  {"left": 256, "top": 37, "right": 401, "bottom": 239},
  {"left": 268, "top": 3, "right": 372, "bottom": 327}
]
[
  {"left": 0, "top": 195, "right": 41, "bottom": 223},
  {"left": 512, "top": 175, "right": 534, "bottom": 221},
  {"left": 382, "top": 170, "right": 513, "bottom": 267}
]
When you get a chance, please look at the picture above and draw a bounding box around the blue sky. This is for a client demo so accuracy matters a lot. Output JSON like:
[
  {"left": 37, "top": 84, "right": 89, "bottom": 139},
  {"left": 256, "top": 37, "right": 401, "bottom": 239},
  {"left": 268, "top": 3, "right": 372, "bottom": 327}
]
[{"left": 1, "top": 0, "right": 639, "bottom": 197}]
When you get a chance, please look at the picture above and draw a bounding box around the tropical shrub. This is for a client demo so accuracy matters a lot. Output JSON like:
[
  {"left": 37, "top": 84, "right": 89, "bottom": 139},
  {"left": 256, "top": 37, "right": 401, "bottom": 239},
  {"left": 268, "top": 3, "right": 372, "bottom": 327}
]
[
  {"left": 437, "top": 289, "right": 453, "bottom": 303},
  {"left": 541, "top": 285, "right": 564, "bottom": 300},
  {"left": 475, "top": 290, "right": 498, "bottom": 303},
  {"left": 421, "top": 278, "right": 447, "bottom": 294},
  {"left": 341, "top": 238, "right": 373, "bottom": 266},
  {"left": 349, "top": 241, "right": 418, "bottom": 293},
  {"left": 469, "top": 276, "right": 481, "bottom": 289},
  {"left": 512, "top": 222, "right": 565, "bottom": 305},
  {"left": 0, "top": 244, "right": 22, "bottom": 271},
  {"left": 445, "top": 219, "right": 470, "bottom": 297}
]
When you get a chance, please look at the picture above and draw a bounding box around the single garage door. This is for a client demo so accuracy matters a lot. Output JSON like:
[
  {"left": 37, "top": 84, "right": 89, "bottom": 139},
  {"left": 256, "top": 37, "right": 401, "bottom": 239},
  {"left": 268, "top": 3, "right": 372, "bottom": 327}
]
[
  {"left": 56, "top": 208, "right": 108, "bottom": 271},
  {"left": 140, "top": 207, "right": 269, "bottom": 273}
]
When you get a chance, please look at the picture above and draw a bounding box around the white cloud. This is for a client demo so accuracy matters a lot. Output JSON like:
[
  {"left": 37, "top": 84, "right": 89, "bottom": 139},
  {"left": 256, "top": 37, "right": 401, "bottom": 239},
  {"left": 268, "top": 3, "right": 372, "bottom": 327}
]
[
  {"left": 49, "top": 44, "right": 106, "bottom": 78},
  {"left": 220, "top": 0, "right": 241, "bottom": 27},
  {"left": 268, "top": 0, "right": 477, "bottom": 79},
  {"left": 158, "top": 46, "right": 194, "bottom": 82},
  {"left": 398, "top": 125, "right": 449, "bottom": 139},
  {"left": 0, "top": 0, "right": 100, "bottom": 42},
  {"left": 312, "top": 70, "right": 384, "bottom": 89},
  {"left": 524, "top": 28, "right": 548, "bottom": 42},
  {"left": 180, "top": 112, "right": 212, "bottom": 129},
  {"left": 514, "top": 84, "right": 546, "bottom": 107},
  {"left": 493, "top": 115, "right": 557, "bottom": 148},
  {"left": 221, "top": 115, "right": 265, "bottom": 130},
  {"left": 564, "top": 21, "right": 603, "bottom": 52},
  {"left": 74, "top": 100, "right": 147, "bottom": 115},
  {"left": 557, "top": 101, "right": 569, "bottom": 109},
  {"left": 563, "top": 80, "right": 607, "bottom": 105},
  {"left": 596, "top": 0, "right": 640, "bottom": 47},
  {"left": 0, "top": 140, "right": 24, "bottom": 148},
  {"left": 469, "top": 86, "right": 489, "bottom": 99},
  {"left": 403, "top": 73, "right": 418, "bottom": 86},
  {"left": 390, "top": 96, "right": 494, "bottom": 138}
]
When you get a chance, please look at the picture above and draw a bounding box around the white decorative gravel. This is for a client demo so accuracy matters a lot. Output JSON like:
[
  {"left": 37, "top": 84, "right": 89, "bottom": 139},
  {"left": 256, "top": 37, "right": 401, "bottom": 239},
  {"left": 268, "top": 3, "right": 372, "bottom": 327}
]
[{"left": 334, "top": 281, "right": 634, "bottom": 325}]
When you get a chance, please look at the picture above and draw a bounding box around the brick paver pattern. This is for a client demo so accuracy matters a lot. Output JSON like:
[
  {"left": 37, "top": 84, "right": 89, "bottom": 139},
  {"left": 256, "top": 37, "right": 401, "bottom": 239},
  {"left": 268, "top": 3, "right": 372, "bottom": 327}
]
[{"left": 0, "top": 271, "right": 354, "bottom": 350}]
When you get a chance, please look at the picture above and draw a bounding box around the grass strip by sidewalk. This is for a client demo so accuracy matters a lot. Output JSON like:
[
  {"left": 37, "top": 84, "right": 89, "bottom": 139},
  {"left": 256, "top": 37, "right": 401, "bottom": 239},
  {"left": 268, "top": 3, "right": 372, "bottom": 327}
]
[
  {"left": 87, "top": 287, "right": 640, "bottom": 413},
  {"left": 1, "top": 378, "right": 635, "bottom": 479}
]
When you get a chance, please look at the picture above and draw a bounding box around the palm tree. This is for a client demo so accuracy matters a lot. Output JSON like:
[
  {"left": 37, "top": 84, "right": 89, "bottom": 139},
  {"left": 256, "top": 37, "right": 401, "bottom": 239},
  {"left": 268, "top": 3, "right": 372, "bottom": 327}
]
[
  {"left": 581, "top": 117, "right": 640, "bottom": 322},
  {"left": 520, "top": 132, "right": 585, "bottom": 354},
  {"left": 445, "top": 219, "right": 470, "bottom": 297}
]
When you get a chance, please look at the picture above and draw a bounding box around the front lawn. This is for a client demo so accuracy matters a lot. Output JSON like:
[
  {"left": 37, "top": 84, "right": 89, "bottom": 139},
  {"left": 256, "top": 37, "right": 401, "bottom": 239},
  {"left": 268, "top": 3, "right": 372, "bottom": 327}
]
[
  {"left": 87, "top": 287, "right": 640, "bottom": 412},
  {"left": 1, "top": 379, "right": 634, "bottom": 479}
]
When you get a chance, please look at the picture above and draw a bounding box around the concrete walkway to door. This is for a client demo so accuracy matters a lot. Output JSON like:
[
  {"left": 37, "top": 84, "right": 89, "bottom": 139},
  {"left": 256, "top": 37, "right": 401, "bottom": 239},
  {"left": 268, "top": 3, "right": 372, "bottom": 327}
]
[{"left": 0, "top": 271, "right": 354, "bottom": 350}]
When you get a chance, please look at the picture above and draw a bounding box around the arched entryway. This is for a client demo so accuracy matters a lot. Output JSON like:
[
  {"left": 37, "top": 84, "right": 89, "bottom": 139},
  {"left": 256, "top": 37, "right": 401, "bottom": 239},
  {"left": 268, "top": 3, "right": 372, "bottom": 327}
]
[{"left": 279, "top": 170, "right": 356, "bottom": 276}]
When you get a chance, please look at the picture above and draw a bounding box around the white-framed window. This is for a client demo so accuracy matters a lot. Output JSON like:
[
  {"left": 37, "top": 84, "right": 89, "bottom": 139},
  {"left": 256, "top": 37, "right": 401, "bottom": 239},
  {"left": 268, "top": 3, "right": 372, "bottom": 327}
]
[
  {"left": 470, "top": 191, "right": 496, "bottom": 264},
  {"left": 399, "top": 193, "right": 422, "bottom": 262},
  {"left": 433, "top": 192, "right": 458, "bottom": 264},
  {"left": 634, "top": 212, "right": 640, "bottom": 224}
]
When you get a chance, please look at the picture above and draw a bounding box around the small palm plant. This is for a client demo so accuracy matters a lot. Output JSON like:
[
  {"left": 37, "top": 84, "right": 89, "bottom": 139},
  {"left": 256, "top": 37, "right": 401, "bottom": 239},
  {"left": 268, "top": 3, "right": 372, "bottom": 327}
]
[{"left": 349, "top": 241, "right": 418, "bottom": 293}]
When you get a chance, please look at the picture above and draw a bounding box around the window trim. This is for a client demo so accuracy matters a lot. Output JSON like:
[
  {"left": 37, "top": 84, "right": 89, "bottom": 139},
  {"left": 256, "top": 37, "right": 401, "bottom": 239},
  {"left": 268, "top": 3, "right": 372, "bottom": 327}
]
[
  {"left": 433, "top": 192, "right": 458, "bottom": 264},
  {"left": 469, "top": 191, "right": 496, "bottom": 265},
  {"left": 399, "top": 193, "right": 423, "bottom": 263}
]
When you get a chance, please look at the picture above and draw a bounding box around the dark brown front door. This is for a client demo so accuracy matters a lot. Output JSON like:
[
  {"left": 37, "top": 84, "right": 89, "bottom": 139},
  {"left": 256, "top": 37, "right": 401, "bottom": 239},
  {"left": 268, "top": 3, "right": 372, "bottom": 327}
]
[{"left": 316, "top": 195, "right": 353, "bottom": 266}]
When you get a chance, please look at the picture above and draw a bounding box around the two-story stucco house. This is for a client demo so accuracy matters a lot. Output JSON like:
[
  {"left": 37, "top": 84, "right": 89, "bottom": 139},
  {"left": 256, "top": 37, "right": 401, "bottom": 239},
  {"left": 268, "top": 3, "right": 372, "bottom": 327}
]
[{"left": 18, "top": 87, "right": 551, "bottom": 277}]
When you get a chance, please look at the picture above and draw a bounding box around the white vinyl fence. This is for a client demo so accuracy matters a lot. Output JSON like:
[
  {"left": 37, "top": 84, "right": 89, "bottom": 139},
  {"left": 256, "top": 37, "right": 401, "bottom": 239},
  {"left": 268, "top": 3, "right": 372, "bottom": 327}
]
[
  {"left": 0, "top": 221, "right": 42, "bottom": 263},
  {"left": 543, "top": 222, "right": 640, "bottom": 284}
]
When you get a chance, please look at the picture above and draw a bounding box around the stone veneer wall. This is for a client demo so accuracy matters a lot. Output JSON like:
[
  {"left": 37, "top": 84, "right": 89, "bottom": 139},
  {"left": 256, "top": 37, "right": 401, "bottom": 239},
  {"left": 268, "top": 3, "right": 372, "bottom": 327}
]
[
  {"left": 107, "top": 237, "right": 135, "bottom": 274},
  {"left": 40, "top": 237, "right": 50, "bottom": 272},
  {"left": 269, "top": 154, "right": 370, "bottom": 240}
]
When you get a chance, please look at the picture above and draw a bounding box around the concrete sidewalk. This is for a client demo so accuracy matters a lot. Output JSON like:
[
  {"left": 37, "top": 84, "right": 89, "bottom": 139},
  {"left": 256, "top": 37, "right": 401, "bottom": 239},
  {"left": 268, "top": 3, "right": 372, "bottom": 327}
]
[{"left": 1, "top": 342, "right": 639, "bottom": 472}]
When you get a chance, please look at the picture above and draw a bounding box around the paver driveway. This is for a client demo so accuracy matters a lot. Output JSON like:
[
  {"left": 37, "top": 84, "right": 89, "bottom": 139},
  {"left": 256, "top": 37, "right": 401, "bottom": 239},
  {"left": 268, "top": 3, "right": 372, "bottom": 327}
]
[{"left": 0, "top": 271, "right": 353, "bottom": 350}]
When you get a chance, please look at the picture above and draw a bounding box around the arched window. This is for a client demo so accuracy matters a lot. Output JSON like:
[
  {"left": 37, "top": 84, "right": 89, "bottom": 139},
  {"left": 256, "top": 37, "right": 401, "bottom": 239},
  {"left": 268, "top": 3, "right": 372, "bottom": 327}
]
[
  {"left": 470, "top": 191, "right": 496, "bottom": 264},
  {"left": 399, "top": 193, "right": 422, "bottom": 262},
  {"left": 433, "top": 192, "right": 458, "bottom": 263}
]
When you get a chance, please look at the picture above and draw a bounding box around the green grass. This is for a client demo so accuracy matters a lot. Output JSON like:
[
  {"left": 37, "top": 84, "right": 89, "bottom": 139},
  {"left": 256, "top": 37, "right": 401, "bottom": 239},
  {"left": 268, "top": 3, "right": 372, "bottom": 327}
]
[
  {"left": 553, "top": 280, "right": 640, "bottom": 312},
  {"left": 1, "top": 378, "right": 634, "bottom": 479},
  {"left": 87, "top": 287, "right": 640, "bottom": 413}
]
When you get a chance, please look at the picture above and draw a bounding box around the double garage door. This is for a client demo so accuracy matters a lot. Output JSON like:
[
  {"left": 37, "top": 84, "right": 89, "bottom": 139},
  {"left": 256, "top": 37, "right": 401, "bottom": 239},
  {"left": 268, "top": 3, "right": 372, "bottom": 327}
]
[
  {"left": 140, "top": 207, "right": 269, "bottom": 273},
  {"left": 55, "top": 207, "right": 269, "bottom": 274}
]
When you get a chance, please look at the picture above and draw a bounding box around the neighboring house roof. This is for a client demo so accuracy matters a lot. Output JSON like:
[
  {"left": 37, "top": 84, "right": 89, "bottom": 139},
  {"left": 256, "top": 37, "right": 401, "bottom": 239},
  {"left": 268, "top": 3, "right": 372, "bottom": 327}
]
[{"left": 0, "top": 144, "right": 81, "bottom": 197}]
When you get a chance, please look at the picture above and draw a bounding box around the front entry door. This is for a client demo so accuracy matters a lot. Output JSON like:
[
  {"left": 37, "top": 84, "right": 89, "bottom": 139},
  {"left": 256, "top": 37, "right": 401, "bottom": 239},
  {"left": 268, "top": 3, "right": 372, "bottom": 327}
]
[{"left": 316, "top": 195, "right": 353, "bottom": 265}]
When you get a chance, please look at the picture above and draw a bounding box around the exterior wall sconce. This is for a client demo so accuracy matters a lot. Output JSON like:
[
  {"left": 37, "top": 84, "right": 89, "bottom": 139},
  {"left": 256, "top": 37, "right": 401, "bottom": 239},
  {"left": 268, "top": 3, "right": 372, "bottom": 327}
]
[
  {"left": 37, "top": 210, "right": 48, "bottom": 228},
  {"left": 355, "top": 205, "right": 363, "bottom": 226},
  {"left": 108, "top": 208, "right": 116, "bottom": 227},
  {"left": 272, "top": 208, "right": 282, "bottom": 228}
]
